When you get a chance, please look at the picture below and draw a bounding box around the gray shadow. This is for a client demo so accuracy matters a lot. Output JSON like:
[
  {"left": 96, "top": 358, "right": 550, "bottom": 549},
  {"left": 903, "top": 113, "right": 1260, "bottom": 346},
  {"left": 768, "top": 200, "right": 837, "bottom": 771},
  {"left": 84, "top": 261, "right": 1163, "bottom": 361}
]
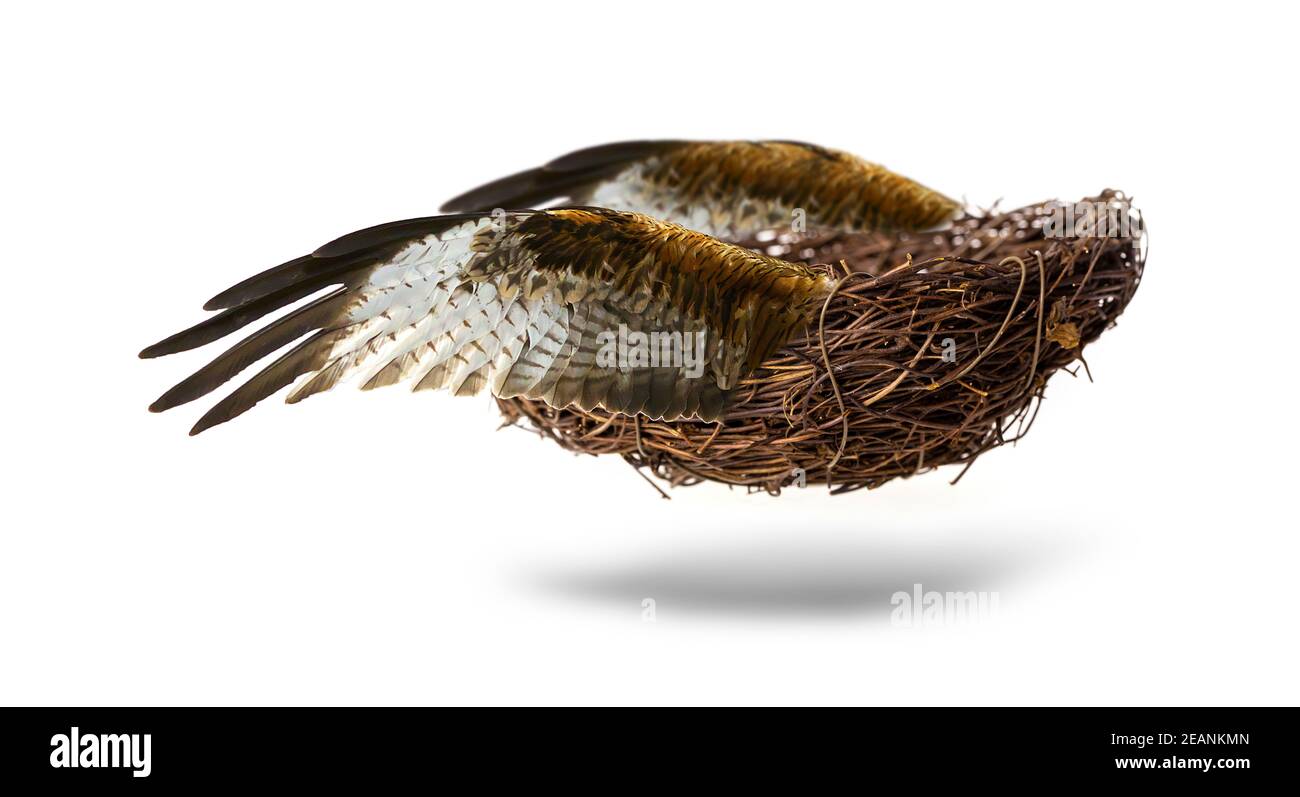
[{"left": 525, "top": 526, "right": 1079, "bottom": 620}]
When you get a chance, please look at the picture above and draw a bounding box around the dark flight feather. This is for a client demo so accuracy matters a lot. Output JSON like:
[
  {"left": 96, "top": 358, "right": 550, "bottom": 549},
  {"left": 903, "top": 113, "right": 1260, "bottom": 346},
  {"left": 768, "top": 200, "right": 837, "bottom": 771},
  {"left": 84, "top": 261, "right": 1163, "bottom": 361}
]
[
  {"left": 141, "top": 277, "right": 345, "bottom": 359},
  {"left": 440, "top": 139, "right": 962, "bottom": 238},
  {"left": 188, "top": 330, "right": 341, "bottom": 436},
  {"left": 440, "top": 141, "right": 682, "bottom": 213},
  {"left": 146, "top": 208, "right": 832, "bottom": 434},
  {"left": 147, "top": 288, "right": 349, "bottom": 413}
]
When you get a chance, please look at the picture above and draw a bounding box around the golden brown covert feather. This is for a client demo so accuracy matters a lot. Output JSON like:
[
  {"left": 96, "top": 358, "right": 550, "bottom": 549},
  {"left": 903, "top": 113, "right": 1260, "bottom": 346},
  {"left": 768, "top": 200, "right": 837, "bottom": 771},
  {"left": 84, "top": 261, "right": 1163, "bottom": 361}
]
[
  {"left": 142, "top": 207, "right": 831, "bottom": 433},
  {"left": 441, "top": 140, "right": 960, "bottom": 238}
]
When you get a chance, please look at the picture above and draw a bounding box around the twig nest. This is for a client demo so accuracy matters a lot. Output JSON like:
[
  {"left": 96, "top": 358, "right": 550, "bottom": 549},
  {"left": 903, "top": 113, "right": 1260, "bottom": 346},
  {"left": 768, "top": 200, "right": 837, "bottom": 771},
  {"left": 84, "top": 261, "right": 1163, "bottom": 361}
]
[{"left": 498, "top": 192, "right": 1145, "bottom": 494}]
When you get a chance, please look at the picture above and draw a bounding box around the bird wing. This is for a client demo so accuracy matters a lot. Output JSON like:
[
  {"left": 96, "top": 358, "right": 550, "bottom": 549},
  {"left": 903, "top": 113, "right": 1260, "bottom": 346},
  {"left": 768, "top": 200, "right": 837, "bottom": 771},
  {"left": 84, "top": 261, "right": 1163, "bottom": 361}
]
[
  {"left": 142, "top": 208, "right": 831, "bottom": 434},
  {"left": 440, "top": 140, "right": 961, "bottom": 239}
]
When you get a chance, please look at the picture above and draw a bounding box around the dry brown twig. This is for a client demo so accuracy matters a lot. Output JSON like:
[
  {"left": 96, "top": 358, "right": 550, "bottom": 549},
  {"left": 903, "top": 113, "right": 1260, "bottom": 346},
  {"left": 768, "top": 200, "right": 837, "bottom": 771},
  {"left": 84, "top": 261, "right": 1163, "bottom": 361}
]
[{"left": 497, "top": 192, "right": 1145, "bottom": 495}]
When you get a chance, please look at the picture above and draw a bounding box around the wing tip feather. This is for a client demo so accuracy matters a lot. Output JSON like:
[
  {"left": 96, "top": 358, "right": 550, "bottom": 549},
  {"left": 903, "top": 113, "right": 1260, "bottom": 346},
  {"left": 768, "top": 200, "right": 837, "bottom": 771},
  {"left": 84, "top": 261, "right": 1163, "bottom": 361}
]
[{"left": 138, "top": 336, "right": 185, "bottom": 359}]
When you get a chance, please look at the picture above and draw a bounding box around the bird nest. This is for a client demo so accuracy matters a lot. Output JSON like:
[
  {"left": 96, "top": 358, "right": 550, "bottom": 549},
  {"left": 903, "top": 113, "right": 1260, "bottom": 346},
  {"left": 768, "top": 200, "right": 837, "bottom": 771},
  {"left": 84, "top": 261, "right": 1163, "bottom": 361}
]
[{"left": 497, "top": 192, "right": 1145, "bottom": 495}]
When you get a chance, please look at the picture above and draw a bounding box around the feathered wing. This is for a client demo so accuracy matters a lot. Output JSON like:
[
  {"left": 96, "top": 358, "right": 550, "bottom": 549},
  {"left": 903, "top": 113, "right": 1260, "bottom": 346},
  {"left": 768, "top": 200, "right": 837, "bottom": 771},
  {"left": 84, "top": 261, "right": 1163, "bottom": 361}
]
[
  {"left": 440, "top": 140, "right": 961, "bottom": 239},
  {"left": 142, "top": 208, "right": 831, "bottom": 434}
]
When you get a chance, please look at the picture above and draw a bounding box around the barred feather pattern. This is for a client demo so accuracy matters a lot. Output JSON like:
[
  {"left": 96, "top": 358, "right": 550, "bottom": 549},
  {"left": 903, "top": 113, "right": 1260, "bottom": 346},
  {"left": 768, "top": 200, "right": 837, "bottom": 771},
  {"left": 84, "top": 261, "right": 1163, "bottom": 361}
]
[{"left": 143, "top": 208, "right": 831, "bottom": 433}]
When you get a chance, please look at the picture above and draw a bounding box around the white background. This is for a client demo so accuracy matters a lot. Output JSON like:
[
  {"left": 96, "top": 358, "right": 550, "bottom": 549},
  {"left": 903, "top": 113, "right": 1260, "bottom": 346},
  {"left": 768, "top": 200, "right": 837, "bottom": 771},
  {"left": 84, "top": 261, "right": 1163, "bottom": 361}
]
[{"left": 3, "top": 1, "right": 1296, "bottom": 706}]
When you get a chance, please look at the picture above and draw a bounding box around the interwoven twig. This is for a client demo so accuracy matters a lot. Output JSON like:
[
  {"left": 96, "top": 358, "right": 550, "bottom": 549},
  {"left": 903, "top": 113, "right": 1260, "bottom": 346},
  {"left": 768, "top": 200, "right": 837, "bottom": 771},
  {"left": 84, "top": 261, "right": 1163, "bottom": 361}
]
[{"left": 497, "top": 192, "right": 1145, "bottom": 494}]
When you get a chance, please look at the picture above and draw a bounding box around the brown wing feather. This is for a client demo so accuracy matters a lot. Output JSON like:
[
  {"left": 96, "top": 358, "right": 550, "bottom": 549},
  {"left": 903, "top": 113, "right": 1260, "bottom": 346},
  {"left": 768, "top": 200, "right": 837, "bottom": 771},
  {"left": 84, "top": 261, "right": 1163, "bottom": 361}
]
[
  {"left": 439, "top": 141, "right": 685, "bottom": 215},
  {"left": 143, "top": 208, "right": 830, "bottom": 433},
  {"left": 441, "top": 139, "right": 960, "bottom": 239}
]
